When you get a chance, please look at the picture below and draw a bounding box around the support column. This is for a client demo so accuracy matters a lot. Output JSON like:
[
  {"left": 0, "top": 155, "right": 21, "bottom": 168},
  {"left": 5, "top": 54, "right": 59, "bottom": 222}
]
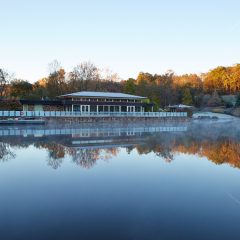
[
  {"left": 97, "top": 105, "right": 98, "bottom": 114},
  {"left": 151, "top": 106, "right": 154, "bottom": 112},
  {"left": 72, "top": 98, "right": 74, "bottom": 112}
]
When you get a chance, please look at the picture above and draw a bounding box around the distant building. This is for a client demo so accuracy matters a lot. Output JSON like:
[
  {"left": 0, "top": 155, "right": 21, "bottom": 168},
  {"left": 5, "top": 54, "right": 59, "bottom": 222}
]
[
  {"left": 167, "top": 104, "right": 194, "bottom": 117},
  {"left": 167, "top": 104, "right": 194, "bottom": 112},
  {"left": 21, "top": 91, "right": 154, "bottom": 112}
]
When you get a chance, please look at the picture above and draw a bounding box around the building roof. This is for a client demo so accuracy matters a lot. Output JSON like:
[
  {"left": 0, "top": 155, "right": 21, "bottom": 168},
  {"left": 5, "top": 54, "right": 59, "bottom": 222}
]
[
  {"left": 168, "top": 104, "right": 193, "bottom": 108},
  {"left": 58, "top": 91, "right": 147, "bottom": 99}
]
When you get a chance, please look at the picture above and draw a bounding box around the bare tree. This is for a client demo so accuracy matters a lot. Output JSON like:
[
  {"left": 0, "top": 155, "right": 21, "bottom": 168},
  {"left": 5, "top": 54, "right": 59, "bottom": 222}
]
[
  {"left": 100, "top": 67, "right": 121, "bottom": 82},
  {"left": 46, "top": 60, "right": 66, "bottom": 97},
  {"left": 68, "top": 61, "right": 100, "bottom": 91},
  {"left": 48, "top": 59, "right": 62, "bottom": 75},
  {"left": 0, "top": 68, "right": 13, "bottom": 97}
]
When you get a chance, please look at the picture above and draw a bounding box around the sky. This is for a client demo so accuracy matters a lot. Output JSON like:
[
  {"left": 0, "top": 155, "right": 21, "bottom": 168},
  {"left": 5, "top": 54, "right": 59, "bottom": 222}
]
[{"left": 0, "top": 0, "right": 240, "bottom": 82}]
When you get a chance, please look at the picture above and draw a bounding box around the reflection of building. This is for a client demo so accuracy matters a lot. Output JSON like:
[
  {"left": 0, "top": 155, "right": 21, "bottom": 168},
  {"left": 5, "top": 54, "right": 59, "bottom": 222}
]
[
  {"left": 1, "top": 123, "right": 240, "bottom": 170},
  {"left": 0, "top": 125, "right": 188, "bottom": 150},
  {"left": 0, "top": 126, "right": 187, "bottom": 138},
  {"left": 21, "top": 91, "right": 154, "bottom": 113}
]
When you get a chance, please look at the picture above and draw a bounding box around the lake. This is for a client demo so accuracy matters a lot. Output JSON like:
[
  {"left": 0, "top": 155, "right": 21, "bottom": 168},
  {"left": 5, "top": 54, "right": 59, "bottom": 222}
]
[{"left": 0, "top": 120, "right": 240, "bottom": 240}]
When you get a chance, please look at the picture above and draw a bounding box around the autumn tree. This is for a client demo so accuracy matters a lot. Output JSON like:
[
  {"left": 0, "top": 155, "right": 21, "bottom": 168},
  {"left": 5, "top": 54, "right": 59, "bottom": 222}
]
[
  {"left": 136, "top": 72, "right": 154, "bottom": 85},
  {"left": 231, "top": 64, "right": 240, "bottom": 93},
  {"left": 203, "top": 67, "right": 226, "bottom": 93},
  {"left": 155, "top": 71, "right": 176, "bottom": 107},
  {"left": 203, "top": 65, "right": 240, "bottom": 94},
  {"left": 32, "top": 79, "right": 47, "bottom": 99},
  {"left": 173, "top": 74, "right": 202, "bottom": 91}
]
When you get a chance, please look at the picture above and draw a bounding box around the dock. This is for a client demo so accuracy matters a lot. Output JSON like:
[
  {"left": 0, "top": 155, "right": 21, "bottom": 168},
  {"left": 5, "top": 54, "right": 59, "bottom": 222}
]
[{"left": 0, "top": 111, "right": 188, "bottom": 123}]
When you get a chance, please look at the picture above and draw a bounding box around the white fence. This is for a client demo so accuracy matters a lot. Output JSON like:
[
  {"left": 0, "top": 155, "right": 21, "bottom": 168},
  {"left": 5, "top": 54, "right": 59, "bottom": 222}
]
[
  {"left": 0, "top": 126, "right": 188, "bottom": 137},
  {"left": 0, "top": 111, "right": 188, "bottom": 118}
]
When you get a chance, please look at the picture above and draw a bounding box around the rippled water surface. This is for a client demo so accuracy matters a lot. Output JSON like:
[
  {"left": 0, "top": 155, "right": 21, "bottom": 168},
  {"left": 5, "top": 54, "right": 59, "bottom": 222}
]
[{"left": 0, "top": 121, "right": 240, "bottom": 240}]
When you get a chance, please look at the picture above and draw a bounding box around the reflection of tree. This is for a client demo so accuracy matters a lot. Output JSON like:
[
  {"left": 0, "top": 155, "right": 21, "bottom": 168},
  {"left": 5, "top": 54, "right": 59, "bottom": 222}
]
[
  {"left": 155, "top": 146, "right": 174, "bottom": 163},
  {"left": 36, "top": 142, "right": 65, "bottom": 169},
  {"left": 70, "top": 148, "right": 100, "bottom": 169},
  {"left": 47, "top": 157, "right": 63, "bottom": 170},
  {"left": 135, "top": 136, "right": 174, "bottom": 162},
  {"left": 134, "top": 134, "right": 240, "bottom": 168},
  {"left": 67, "top": 147, "right": 120, "bottom": 169},
  {"left": 126, "top": 146, "right": 135, "bottom": 154},
  {"left": 35, "top": 141, "right": 121, "bottom": 169},
  {"left": 173, "top": 139, "right": 240, "bottom": 169},
  {"left": 1, "top": 124, "right": 240, "bottom": 170},
  {"left": 104, "top": 148, "right": 119, "bottom": 160},
  {"left": 0, "top": 142, "right": 15, "bottom": 162},
  {"left": 34, "top": 134, "right": 240, "bottom": 170}
]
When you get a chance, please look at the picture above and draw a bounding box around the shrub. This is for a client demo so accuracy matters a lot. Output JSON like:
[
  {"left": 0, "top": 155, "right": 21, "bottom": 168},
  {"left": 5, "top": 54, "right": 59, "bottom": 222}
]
[{"left": 0, "top": 100, "right": 22, "bottom": 110}]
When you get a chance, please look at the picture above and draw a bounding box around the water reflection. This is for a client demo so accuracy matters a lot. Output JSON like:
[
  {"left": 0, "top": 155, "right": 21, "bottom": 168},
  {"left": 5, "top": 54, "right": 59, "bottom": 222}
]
[
  {"left": 0, "top": 142, "right": 15, "bottom": 162},
  {"left": 0, "top": 121, "right": 240, "bottom": 169}
]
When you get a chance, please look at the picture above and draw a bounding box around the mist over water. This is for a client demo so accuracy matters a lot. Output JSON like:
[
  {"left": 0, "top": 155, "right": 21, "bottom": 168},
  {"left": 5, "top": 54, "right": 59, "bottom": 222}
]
[{"left": 0, "top": 120, "right": 240, "bottom": 240}]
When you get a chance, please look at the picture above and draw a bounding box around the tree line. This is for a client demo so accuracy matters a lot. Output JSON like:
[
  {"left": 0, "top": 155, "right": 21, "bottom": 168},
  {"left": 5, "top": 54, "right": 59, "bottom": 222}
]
[{"left": 1, "top": 61, "right": 240, "bottom": 109}]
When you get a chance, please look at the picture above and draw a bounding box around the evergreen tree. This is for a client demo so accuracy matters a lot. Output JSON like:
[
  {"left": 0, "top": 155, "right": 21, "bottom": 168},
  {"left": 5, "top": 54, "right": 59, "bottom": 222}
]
[
  {"left": 236, "top": 94, "right": 240, "bottom": 107},
  {"left": 207, "top": 90, "right": 223, "bottom": 107},
  {"left": 182, "top": 88, "right": 193, "bottom": 105},
  {"left": 123, "top": 78, "right": 136, "bottom": 94}
]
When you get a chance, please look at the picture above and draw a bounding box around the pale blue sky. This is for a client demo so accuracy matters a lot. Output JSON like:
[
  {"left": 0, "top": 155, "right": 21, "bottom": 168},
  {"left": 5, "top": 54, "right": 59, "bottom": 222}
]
[{"left": 1, "top": 0, "right": 240, "bottom": 82}]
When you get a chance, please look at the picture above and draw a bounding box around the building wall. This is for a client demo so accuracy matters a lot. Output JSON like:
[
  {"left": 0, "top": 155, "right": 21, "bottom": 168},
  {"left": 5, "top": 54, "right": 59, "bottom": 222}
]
[
  {"left": 43, "top": 105, "right": 64, "bottom": 111},
  {"left": 21, "top": 103, "right": 146, "bottom": 112}
]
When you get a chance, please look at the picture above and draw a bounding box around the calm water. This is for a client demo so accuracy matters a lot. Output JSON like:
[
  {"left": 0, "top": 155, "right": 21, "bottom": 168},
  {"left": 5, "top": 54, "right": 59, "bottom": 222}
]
[{"left": 0, "top": 121, "right": 240, "bottom": 240}]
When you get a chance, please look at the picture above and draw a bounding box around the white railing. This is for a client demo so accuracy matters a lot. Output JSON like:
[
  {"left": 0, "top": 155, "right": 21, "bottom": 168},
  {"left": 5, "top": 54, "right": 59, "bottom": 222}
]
[
  {"left": 0, "top": 111, "right": 188, "bottom": 118},
  {"left": 0, "top": 126, "right": 188, "bottom": 137}
]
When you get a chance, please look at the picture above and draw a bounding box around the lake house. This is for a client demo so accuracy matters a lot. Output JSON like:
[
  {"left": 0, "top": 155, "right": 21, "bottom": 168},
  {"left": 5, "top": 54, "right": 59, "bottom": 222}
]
[{"left": 20, "top": 91, "right": 154, "bottom": 113}]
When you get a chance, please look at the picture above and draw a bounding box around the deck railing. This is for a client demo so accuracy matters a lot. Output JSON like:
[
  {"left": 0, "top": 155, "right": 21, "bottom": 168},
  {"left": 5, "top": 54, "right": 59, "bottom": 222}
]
[
  {"left": 0, "top": 126, "right": 188, "bottom": 137},
  {"left": 0, "top": 111, "right": 187, "bottom": 118}
]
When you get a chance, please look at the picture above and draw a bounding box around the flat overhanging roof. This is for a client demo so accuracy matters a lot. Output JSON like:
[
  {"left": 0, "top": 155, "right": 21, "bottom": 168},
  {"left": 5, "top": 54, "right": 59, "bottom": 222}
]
[
  {"left": 20, "top": 99, "right": 154, "bottom": 107},
  {"left": 58, "top": 91, "right": 147, "bottom": 99}
]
